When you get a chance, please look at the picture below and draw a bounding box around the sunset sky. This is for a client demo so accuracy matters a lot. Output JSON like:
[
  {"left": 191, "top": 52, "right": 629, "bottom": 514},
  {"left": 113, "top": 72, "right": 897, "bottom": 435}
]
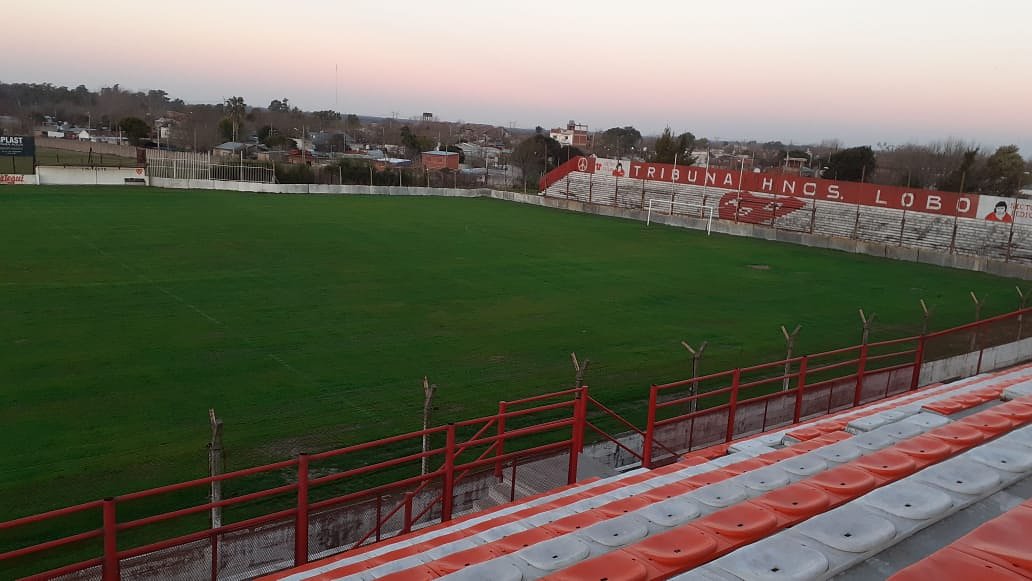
[{"left": 7, "top": 0, "right": 1032, "bottom": 152}]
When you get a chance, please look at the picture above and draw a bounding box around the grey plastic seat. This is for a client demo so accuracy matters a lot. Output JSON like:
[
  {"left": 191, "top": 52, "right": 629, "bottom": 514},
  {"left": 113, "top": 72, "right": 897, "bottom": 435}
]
[
  {"left": 514, "top": 535, "right": 591, "bottom": 573},
  {"left": 579, "top": 514, "right": 650, "bottom": 548},
  {"left": 439, "top": 559, "right": 523, "bottom": 581},
  {"left": 711, "top": 536, "right": 831, "bottom": 580},
  {"left": 637, "top": 496, "right": 702, "bottom": 528},
  {"left": 780, "top": 454, "right": 829, "bottom": 477},
  {"left": 793, "top": 504, "right": 898, "bottom": 553},
  {"left": 915, "top": 457, "right": 1002, "bottom": 496}
]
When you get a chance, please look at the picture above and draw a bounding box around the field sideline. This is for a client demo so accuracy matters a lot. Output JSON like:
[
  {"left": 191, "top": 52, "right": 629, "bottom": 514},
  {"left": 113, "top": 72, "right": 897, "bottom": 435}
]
[{"left": 0, "top": 186, "right": 1026, "bottom": 520}]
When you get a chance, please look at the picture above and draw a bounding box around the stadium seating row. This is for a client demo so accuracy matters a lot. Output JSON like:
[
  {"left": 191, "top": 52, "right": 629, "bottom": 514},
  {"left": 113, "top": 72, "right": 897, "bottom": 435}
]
[
  {"left": 888, "top": 497, "right": 1032, "bottom": 579},
  {"left": 543, "top": 173, "right": 1032, "bottom": 264},
  {"left": 264, "top": 363, "right": 1032, "bottom": 580}
]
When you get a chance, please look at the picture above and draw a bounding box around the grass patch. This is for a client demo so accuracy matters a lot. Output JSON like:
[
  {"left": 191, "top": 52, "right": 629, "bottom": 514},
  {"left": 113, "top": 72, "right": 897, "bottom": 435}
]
[{"left": 0, "top": 186, "right": 1025, "bottom": 526}]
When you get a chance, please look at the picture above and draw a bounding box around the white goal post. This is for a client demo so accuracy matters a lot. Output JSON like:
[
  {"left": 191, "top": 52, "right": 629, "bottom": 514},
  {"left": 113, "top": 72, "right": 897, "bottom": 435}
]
[{"left": 646, "top": 199, "right": 716, "bottom": 234}]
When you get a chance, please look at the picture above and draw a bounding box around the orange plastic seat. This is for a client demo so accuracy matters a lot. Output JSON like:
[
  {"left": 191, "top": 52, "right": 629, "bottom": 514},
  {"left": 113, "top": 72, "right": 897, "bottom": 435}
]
[
  {"left": 692, "top": 502, "right": 779, "bottom": 542},
  {"left": 751, "top": 481, "right": 831, "bottom": 519},
  {"left": 721, "top": 457, "right": 773, "bottom": 475},
  {"left": 764, "top": 449, "right": 807, "bottom": 464},
  {"left": 428, "top": 544, "right": 505, "bottom": 576},
  {"left": 640, "top": 480, "right": 696, "bottom": 502},
  {"left": 370, "top": 565, "right": 439, "bottom": 581},
  {"left": 953, "top": 505, "right": 1032, "bottom": 576},
  {"left": 683, "top": 468, "right": 737, "bottom": 488},
  {"left": 786, "top": 426, "right": 824, "bottom": 441},
  {"left": 628, "top": 525, "right": 719, "bottom": 573},
  {"left": 889, "top": 546, "right": 1027, "bottom": 580},
  {"left": 995, "top": 400, "right": 1032, "bottom": 422},
  {"left": 805, "top": 465, "right": 878, "bottom": 501},
  {"left": 894, "top": 434, "right": 953, "bottom": 467},
  {"left": 541, "top": 510, "right": 607, "bottom": 535},
  {"left": 853, "top": 448, "right": 918, "bottom": 481},
  {"left": 922, "top": 401, "right": 966, "bottom": 415},
  {"left": 925, "top": 423, "right": 988, "bottom": 450},
  {"left": 958, "top": 411, "right": 1017, "bottom": 435},
  {"left": 493, "top": 526, "right": 558, "bottom": 551},
  {"left": 539, "top": 550, "right": 650, "bottom": 581},
  {"left": 597, "top": 495, "right": 655, "bottom": 517}
]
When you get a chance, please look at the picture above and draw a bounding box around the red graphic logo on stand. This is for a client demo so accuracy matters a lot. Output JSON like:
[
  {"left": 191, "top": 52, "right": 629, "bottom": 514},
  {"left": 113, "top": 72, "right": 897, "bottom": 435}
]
[{"left": 718, "top": 192, "right": 807, "bottom": 224}]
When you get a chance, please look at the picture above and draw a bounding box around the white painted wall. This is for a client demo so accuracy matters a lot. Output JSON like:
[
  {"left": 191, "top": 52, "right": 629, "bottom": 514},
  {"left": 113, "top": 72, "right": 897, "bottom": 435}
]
[
  {"left": 37, "top": 166, "right": 149, "bottom": 186},
  {"left": 919, "top": 336, "right": 1032, "bottom": 385}
]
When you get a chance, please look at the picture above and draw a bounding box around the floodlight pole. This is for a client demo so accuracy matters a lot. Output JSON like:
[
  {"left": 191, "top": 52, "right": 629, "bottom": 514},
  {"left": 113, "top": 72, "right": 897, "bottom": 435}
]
[
  {"left": 780, "top": 325, "right": 802, "bottom": 391},
  {"left": 681, "top": 341, "right": 708, "bottom": 413}
]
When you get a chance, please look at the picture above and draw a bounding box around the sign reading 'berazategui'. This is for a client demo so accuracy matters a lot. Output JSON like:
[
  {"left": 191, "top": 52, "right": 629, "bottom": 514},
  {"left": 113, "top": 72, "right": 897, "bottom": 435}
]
[{"left": 0, "top": 135, "right": 34, "bottom": 157}]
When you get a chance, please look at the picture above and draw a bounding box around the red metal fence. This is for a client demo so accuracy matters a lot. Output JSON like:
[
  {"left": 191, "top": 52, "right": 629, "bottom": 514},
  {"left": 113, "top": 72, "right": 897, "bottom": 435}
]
[{"left": 3, "top": 308, "right": 1032, "bottom": 579}]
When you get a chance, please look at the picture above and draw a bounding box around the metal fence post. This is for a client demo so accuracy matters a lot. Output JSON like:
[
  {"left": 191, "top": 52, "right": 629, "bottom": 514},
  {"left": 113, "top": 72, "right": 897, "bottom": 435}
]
[
  {"left": 494, "top": 401, "right": 507, "bottom": 480},
  {"left": 567, "top": 389, "right": 587, "bottom": 484},
  {"left": 725, "top": 369, "right": 742, "bottom": 442},
  {"left": 102, "top": 498, "right": 119, "bottom": 581},
  {"left": 441, "top": 424, "right": 456, "bottom": 522},
  {"left": 294, "top": 453, "right": 309, "bottom": 566},
  {"left": 643, "top": 386, "right": 657, "bottom": 469},
  {"left": 853, "top": 344, "right": 869, "bottom": 406},
  {"left": 793, "top": 356, "right": 808, "bottom": 423},
  {"left": 402, "top": 492, "right": 414, "bottom": 533},
  {"left": 911, "top": 335, "right": 926, "bottom": 390}
]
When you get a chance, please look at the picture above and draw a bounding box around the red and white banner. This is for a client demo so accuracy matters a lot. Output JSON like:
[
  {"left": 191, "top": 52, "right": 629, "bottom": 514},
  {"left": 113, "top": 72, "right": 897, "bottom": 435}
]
[
  {"left": 623, "top": 161, "right": 979, "bottom": 218},
  {"left": 976, "top": 195, "right": 1032, "bottom": 225},
  {"left": 0, "top": 174, "right": 34, "bottom": 185}
]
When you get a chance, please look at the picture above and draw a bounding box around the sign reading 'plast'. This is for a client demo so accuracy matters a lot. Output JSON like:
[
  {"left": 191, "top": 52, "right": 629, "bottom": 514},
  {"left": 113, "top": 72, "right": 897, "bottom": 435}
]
[{"left": 0, "top": 135, "right": 35, "bottom": 157}]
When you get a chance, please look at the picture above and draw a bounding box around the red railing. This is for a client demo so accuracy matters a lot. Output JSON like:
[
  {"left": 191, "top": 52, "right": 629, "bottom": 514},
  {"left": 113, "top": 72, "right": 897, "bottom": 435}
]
[
  {"left": 4, "top": 307, "right": 1032, "bottom": 579},
  {"left": 1, "top": 388, "right": 593, "bottom": 580},
  {"left": 641, "top": 307, "right": 1032, "bottom": 467},
  {"left": 538, "top": 157, "right": 583, "bottom": 191}
]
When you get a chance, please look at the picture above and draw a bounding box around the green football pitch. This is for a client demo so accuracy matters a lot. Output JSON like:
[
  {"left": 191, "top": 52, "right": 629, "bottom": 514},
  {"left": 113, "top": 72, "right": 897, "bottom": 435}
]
[{"left": 0, "top": 186, "right": 1025, "bottom": 520}]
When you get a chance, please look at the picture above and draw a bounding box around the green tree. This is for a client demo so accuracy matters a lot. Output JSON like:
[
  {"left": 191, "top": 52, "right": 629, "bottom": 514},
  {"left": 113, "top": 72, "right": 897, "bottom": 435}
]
[
  {"left": 979, "top": 145, "right": 1025, "bottom": 196},
  {"left": 512, "top": 134, "right": 560, "bottom": 189},
  {"left": 824, "top": 146, "right": 876, "bottom": 182},
  {"left": 652, "top": 128, "right": 697, "bottom": 164},
  {"left": 595, "top": 126, "right": 642, "bottom": 157},
  {"left": 218, "top": 118, "right": 235, "bottom": 142},
  {"left": 940, "top": 149, "right": 980, "bottom": 192},
  {"left": 399, "top": 125, "right": 432, "bottom": 158},
  {"left": 224, "top": 96, "right": 246, "bottom": 141},
  {"left": 268, "top": 98, "right": 290, "bottom": 113},
  {"left": 345, "top": 114, "right": 361, "bottom": 132},
  {"left": 118, "top": 116, "right": 150, "bottom": 145},
  {"left": 653, "top": 127, "right": 676, "bottom": 163}
]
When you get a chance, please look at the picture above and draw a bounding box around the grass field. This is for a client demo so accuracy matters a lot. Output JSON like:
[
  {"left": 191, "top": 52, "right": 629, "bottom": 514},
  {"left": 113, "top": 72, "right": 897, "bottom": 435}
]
[{"left": 0, "top": 186, "right": 1026, "bottom": 522}]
